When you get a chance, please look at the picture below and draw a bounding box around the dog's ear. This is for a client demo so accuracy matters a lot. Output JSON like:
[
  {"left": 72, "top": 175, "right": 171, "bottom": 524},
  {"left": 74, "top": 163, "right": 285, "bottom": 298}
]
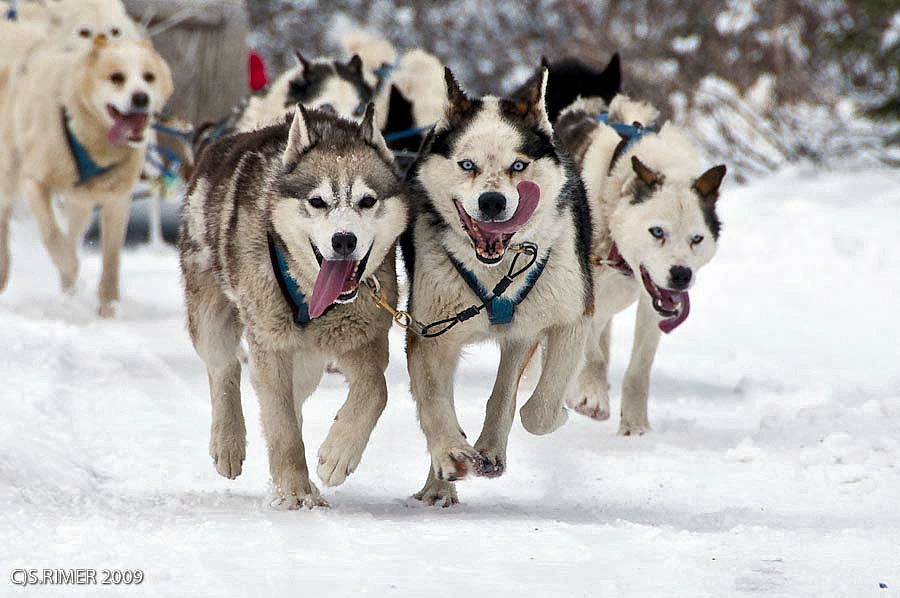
[
  {"left": 631, "top": 156, "right": 663, "bottom": 189},
  {"left": 444, "top": 67, "right": 474, "bottom": 124},
  {"left": 347, "top": 54, "right": 363, "bottom": 77},
  {"left": 358, "top": 103, "right": 392, "bottom": 161},
  {"left": 693, "top": 164, "right": 727, "bottom": 201},
  {"left": 294, "top": 51, "right": 311, "bottom": 74},
  {"left": 601, "top": 53, "right": 622, "bottom": 102},
  {"left": 283, "top": 104, "right": 316, "bottom": 168},
  {"left": 506, "top": 67, "right": 551, "bottom": 131}
]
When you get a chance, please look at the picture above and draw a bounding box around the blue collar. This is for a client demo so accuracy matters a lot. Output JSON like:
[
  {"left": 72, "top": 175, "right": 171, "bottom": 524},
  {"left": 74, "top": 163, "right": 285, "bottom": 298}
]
[
  {"left": 596, "top": 111, "right": 659, "bottom": 174},
  {"left": 448, "top": 249, "right": 550, "bottom": 326},
  {"left": 61, "top": 108, "right": 115, "bottom": 186},
  {"left": 268, "top": 233, "right": 315, "bottom": 327}
]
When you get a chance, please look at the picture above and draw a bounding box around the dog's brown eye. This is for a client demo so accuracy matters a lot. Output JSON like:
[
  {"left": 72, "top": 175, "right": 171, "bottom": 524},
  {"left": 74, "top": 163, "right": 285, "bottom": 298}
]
[
  {"left": 110, "top": 27, "right": 121, "bottom": 37},
  {"left": 110, "top": 72, "right": 125, "bottom": 85},
  {"left": 79, "top": 28, "right": 91, "bottom": 38},
  {"left": 308, "top": 196, "right": 327, "bottom": 209},
  {"left": 143, "top": 72, "right": 156, "bottom": 83},
  {"left": 359, "top": 195, "right": 377, "bottom": 209}
]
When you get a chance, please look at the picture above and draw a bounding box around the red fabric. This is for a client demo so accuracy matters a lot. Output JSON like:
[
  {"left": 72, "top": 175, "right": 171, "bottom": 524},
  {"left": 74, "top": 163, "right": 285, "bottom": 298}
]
[{"left": 249, "top": 52, "right": 268, "bottom": 92}]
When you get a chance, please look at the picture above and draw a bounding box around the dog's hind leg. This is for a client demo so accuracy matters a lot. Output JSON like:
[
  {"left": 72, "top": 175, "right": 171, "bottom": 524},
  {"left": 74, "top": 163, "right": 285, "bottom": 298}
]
[
  {"left": 413, "top": 466, "right": 458, "bottom": 508},
  {"left": 23, "top": 179, "right": 78, "bottom": 293},
  {"left": 618, "top": 297, "right": 662, "bottom": 436},
  {"left": 520, "top": 318, "right": 588, "bottom": 435},
  {"left": 186, "top": 275, "right": 246, "bottom": 479},
  {"left": 97, "top": 197, "right": 129, "bottom": 317},
  {"left": 473, "top": 338, "right": 532, "bottom": 478},
  {"left": 249, "top": 339, "right": 326, "bottom": 509},
  {"left": 0, "top": 200, "right": 11, "bottom": 292},
  {"left": 316, "top": 336, "right": 389, "bottom": 487},
  {"left": 568, "top": 317, "right": 613, "bottom": 421}
]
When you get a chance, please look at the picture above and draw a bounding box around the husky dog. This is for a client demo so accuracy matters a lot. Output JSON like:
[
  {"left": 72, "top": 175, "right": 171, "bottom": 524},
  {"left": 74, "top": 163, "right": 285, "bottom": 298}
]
[
  {"left": 192, "top": 52, "right": 373, "bottom": 163},
  {"left": 179, "top": 105, "right": 407, "bottom": 508},
  {"left": 513, "top": 54, "right": 621, "bottom": 124},
  {"left": 403, "top": 68, "right": 593, "bottom": 506},
  {"left": 555, "top": 95, "right": 726, "bottom": 434},
  {"left": 0, "top": 35, "right": 172, "bottom": 315},
  {"left": 236, "top": 52, "right": 372, "bottom": 131}
]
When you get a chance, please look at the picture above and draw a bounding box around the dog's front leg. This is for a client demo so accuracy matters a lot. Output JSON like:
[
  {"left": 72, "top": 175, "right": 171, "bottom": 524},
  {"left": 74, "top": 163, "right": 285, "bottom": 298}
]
[
  {"left": 520, "top": 318, "right": 587, "bottom": 435},
  {"left": 619, "top": 296, "right": 662, "bottom": 436},
  {"left": 0, "top": 200, "right": 11, "bottom": 292},
  {"left": 23, "top": 179, "right": 78, "bottom": 292},
  {"left": 248, "top": 339, "right": 325, "bottom": 509},
  {"left": 568, "top": 317, "right": 613, "bottom": 421},
  {"left": 408, "top": 330, "right": 480, "bottom": 485},
  {"left": 97, "top": 196, "right": 130, "bottom": 317},
  {"left": 473, "top": 338, "right": 532, "bottom": 477},
  {"left": 317, "top": 336, "right": 389, "bottom": 487},
  {"left": 57, "top": 200, "right": 95, "bottom": 293}
]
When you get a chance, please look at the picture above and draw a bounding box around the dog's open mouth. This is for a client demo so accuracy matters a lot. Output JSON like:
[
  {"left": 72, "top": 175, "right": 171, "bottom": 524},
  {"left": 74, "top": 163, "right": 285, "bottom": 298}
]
[
  {"left": 453, "top": 180, "right": 541, "bottom": 264},
  {"left": 107, "top": 105, "right": 149, "bottom": 145},
  {"left": 639, "top": 266, "right": 691, "bottom": 334},
  {"left": 308, "top": 242, "right": 372, "bottom": 318}
]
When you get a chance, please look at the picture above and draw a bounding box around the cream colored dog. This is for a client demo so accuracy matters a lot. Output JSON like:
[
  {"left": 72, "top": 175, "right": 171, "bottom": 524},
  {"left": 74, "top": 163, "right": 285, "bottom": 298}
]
[{"left": 0, "top": 35, "right": 172, "bottom": 315}]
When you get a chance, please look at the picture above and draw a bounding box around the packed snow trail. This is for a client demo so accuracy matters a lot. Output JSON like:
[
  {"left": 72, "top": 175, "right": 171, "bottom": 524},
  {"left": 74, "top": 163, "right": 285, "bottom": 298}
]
[{"left": 1, "top": 167, "right": 898, "bottom": 597}]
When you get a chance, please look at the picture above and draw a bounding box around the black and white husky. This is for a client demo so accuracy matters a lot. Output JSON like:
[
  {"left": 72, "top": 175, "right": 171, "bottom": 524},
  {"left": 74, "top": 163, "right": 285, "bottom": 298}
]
[
  {"left": 403, "top": 68, "right": 594, "bottom": 506},
  {"left": 555, "top": 95, "right": 727, "bottom": 434}
]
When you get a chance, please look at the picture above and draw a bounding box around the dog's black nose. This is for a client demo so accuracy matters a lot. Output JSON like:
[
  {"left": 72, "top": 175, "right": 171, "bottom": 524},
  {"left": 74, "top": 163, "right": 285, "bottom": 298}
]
[
  {"left": 331, "top": 232, "right": 357, "bottom": 257},
  {"left": 669, "top": 266, "right": 692, "bottom": 290},
  {"left": 478, "top": 192, "right": 506, "bottom": 220},
  {"left": 131, "top": 92, "right": 149, "bottom": 110}
]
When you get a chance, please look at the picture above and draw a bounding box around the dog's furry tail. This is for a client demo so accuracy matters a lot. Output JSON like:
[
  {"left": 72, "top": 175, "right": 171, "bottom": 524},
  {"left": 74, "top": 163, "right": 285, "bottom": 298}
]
[
  {"left": 608, "top": 94, "right": 660, "bottom": 129},
  {"left": 341, "top": 30, "right": 397, "bottom": 86}
]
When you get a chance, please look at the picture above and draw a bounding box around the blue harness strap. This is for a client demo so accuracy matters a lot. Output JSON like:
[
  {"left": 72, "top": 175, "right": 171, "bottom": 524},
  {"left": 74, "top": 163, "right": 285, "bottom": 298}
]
[
  {"left": 267, "top": 233, "right": 312, "bottom": 327},
  {"left": 448, "top": 250, "right": 550, "bottom": 326},
  {"left": 383, "top": 124, "right": 434, "bottom": 143},
  {"left": 61, "top": 108, "right": 115, "bottom": 186},
  {"left": 596, "top": 111, "right": 659, "bottom": 174}
]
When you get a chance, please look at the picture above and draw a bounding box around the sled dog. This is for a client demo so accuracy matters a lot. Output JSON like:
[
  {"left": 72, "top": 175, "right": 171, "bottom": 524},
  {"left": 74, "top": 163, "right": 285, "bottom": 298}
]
[
  {"left": 179, "top": 105, "right": 408, "bottom": 508},
  {"left": 403, "top": 68, "right": 593, "bottom": 505},
  {"left": 0, "top": 35, "right": 172, "bottom": 316},
  {"left": 555, "top": 95, "right": 727, "bottom": 434}
]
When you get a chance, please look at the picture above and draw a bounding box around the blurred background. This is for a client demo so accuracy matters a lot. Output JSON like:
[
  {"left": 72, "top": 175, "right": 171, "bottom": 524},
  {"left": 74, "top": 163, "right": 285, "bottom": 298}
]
[{"left": 121, "top": 0, "right": 900, "bottom": 182}]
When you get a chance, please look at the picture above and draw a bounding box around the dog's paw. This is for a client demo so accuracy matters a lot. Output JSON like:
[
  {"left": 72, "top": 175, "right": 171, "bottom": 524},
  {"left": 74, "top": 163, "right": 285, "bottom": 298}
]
[
  {"left": 472, "top": 444, "right": 506, "bottom": 478},
  {"left": 316, "top": 438, "right": 365, "bottom": 488},
  {"left": 618, "top": 420, "right": 651, "bottom": 436},
  {"left": 412, "top": 479, "right": 458, "bottom": 508},
  {"left": 567, "top": 396, "right": 611, "bottom": 421},
  {"left": 520, "top": 396, "right": 568, "bottom": 435},
  {"left": 60, "top": 272, "right": 78, "bottom": 296},
  {"left": 210, "top": 435, "right": 245, "bottom": 480},
  {"left": 271, "top": 475, "right": 329, "bottom": 510},
  {"left": 430, "top": 442, "right": 480, "bottom": 482},
  {"left": 97, "top": 301, "right": 118, "bottom": 319}
]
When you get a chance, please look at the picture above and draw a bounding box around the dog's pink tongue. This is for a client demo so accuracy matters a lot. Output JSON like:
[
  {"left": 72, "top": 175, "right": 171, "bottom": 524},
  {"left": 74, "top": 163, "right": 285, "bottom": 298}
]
[
  {"left": 107, "top": 113, "right": 149, "bottom": 145},
  {"left": 659, "top": 292, "right": 690, "bottom": 334},
  {"left": 478, "top": 181, "right": 540, "bottom": 234},
  {"left": 308, "top": 259, "right": 356, "bottom": 319}
]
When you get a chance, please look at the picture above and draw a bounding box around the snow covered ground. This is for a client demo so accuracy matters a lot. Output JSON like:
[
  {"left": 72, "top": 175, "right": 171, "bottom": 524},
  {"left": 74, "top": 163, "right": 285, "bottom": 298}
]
[{"left": 1, "top": 167, "right": 898, "bottom": 597}]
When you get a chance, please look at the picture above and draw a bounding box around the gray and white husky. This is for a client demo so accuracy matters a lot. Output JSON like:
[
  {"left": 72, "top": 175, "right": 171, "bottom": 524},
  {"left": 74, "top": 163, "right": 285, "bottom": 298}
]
[
  {"left": 403, "top": 68, "right": 594, "bottom": 506},
  {"left": 555, "top": 95, "right": 727, "bottom": 435},
  {"left": 179, "top": 105, "right": 408, "bottom": 508}
]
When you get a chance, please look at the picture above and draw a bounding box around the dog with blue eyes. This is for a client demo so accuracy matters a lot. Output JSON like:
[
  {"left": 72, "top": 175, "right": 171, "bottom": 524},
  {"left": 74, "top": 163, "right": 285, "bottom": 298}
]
[
  {"left": 401, "top": 68, "right": 595, "bottom": 506},
  {"left": 551, "top": 94, "right": 727, "bottom": 435}
]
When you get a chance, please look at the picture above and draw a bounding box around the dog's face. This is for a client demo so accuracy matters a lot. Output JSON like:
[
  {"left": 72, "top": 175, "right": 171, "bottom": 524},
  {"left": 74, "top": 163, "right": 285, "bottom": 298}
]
[
  {"left": 50, "top": 0, "right": 143, "bottom": 46},
  {"left": 417, "top": 68, "right": 566, "bottom": 266},
  {"left": 281, "top": 53, "right": 373, "bottom": 121},
  {"left": 81, "top": 36, "right": 173, "bottom": 147},
  {"left": 271, "top": 105, "right": 407, "bottom": 318},
  {"left": 611, "top": 156, "right": 726, "bottom": 317}
]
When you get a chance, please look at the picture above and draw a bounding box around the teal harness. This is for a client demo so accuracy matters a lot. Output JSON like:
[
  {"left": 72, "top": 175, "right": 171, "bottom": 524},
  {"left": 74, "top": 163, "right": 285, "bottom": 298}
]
[
  {"left": 447, "top": 245, "right": 549, "bottom": 326},
  {"left": 61, "top": 108, "right": 115, "bottom": 186}
]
